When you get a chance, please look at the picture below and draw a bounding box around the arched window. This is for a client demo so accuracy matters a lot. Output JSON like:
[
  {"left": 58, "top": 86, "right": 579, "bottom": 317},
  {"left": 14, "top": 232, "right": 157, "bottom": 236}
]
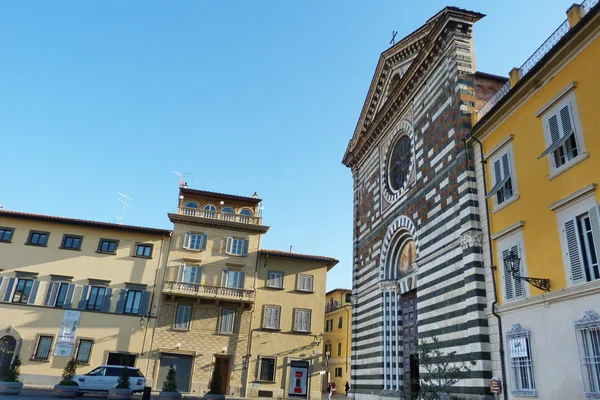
[
  {"left": 185, "top": 201, "right": 199, "bottom": 209},
  {"left": 222, "top": 207, "right": 235, "bottom": 214},
  {"left": 240, "top": 209, "right": 253, "bottom": 216},
  {"left": 202, "top": 204, "right": 217, "bottom": 219},
  {"left": 385, "top": 231, "right": 416, "bottom": 280}
]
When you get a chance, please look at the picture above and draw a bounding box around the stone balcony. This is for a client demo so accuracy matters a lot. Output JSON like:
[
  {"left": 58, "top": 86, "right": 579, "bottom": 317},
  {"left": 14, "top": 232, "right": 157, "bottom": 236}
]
[
  {"left": 178, "top": 207, "right": 262, "bottom": 225},
  {"left": 162, "top": 281, "right": 255, "bottom": 304}
]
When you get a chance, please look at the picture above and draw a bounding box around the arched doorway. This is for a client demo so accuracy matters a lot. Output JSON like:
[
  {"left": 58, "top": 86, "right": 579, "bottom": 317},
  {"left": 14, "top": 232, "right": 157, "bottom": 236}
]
[{"left": 0, "top": 336, "right": 17, "bottom": 379}]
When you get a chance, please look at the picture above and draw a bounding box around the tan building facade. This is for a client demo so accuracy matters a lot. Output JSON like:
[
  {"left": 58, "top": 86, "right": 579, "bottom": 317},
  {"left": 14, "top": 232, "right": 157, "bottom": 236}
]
[
  {"left": 0, "top": 210, "right": 171, "bottom": 387},
  {"left": 323, "top": 289, "right": 351, "bottom": 395},
  {"left": 246, "top": 250, "right": 337, "bottom": 400},
  {"left": 147, "top": 187, "right": 269, "bottom": 397}
]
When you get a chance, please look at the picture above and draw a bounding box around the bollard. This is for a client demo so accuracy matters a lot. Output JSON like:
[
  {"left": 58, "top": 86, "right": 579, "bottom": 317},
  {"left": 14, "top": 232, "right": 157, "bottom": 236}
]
[{"left": 142, "top": 386, "right": 152, "bottom": 400}]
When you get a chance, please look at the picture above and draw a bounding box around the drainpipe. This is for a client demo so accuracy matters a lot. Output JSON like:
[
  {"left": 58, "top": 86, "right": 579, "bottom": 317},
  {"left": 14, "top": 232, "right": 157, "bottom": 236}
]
[
  {"left": 244, "top": 234, "right": 264, "bottom": 395},
  {"left": 467, "top": 135, "right": 508, "bottom": 400},
  {"left": 344, "top": 305, "right": 350, "bottom": 374},
  {"left": 144, "top": 232, "right": 173, "bottom": 383}
]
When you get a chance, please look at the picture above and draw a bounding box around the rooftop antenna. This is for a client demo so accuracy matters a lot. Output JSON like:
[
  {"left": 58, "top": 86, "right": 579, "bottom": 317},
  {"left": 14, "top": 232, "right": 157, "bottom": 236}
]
[
  {"left": 390, "top": 31, "right": 398, "bottom": 46},
  {"left": 172, "top": 171, "right": 193, "bottom": 188},
  {"left": 115, "top": 192, "right": 132, "bottom": 225}
]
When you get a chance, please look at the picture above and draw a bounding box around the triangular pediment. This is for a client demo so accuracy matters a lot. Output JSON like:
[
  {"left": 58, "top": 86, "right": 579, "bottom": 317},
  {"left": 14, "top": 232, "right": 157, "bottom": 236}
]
[{"left": 343, "top": 7, "right": 484, "bottom": 167}]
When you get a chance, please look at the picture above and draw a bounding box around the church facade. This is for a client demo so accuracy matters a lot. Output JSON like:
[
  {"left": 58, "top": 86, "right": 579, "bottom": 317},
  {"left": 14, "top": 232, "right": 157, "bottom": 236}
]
[{"left": 342, "top": 7, "right": 495, "bottom": 399}]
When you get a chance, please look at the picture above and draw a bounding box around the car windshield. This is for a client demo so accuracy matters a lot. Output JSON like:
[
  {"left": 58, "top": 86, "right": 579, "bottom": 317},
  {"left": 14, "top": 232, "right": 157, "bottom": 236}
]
[{"left": 87, "top": 367, "right": 105, "bottom": 376}]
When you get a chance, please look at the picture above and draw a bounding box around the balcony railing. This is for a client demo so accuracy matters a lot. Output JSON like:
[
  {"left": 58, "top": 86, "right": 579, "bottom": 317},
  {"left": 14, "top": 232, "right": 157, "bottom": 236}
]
[
  {"left": 162, "top": 281, "right": 255, "bottom": 303},
  {"left": 178, "top": 207, "right": 262, "bottom": 225},
  {"left": 475, "top": 0, "right": 597, "bottom": 122}
]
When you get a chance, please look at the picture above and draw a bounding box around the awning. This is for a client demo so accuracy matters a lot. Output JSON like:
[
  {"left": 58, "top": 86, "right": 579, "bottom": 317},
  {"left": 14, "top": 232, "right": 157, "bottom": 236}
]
[
  {"left": 537, "top": 133, "right": 572, "bottom": 159},
  {"left": 486, "top": 174, "right": 510, "bottom": 199}
]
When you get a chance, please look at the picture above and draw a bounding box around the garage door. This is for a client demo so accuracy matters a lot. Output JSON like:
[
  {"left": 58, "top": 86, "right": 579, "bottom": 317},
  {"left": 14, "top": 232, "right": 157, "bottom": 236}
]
[{"left": 157, "top": 353, "right": 193, "bottom": 392}]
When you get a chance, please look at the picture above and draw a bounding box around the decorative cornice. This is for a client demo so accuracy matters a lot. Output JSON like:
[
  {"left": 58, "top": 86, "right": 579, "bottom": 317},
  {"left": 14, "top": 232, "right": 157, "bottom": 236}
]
[
  {"left": 549, "top": 183, "right": 596, "bottom": 212},
  {"left": 491, "top": 221, "right": 525, "bottom": 241},
  {"left": 460, "top": 230, "right": 483, "bottom": 250},
  {"left": 506, "top": 323, "right": 530, "bottom": 338},
  {"left": 534, "top": 81, "right": 578, "bottom": 117},
  {"left": 574, "top": 310, "right": 600, "bottom": 329},
  {"left": 378, "top": 280, "right": 400, "bottom": 293},
  {"left": 483, "top": 134, "right": 514, "bottom": 160}
]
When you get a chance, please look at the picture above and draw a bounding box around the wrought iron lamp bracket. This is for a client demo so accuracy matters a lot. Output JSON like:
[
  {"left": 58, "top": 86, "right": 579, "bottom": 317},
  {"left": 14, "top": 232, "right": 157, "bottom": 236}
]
[{"left": 504, "top": 253, "right": 551, "bottom": 292}]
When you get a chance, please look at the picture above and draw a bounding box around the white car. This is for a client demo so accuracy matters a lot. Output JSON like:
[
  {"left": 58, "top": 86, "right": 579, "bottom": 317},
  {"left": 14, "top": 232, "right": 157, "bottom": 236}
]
[{"left": 72, "top": 365, "right": 146, "bottom": 394}]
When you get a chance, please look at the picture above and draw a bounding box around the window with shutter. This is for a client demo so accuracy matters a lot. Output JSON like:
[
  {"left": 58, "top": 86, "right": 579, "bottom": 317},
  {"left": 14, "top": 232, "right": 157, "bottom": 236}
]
[
  {"left": 175, "top": 305, "right": 191, "bottom": 330},
  {"left": 501, "top": 244, "right": 524, "bottom": 301},
  {"left": 267, "top": 271, "right": 283, "bottom": 289},
  {"left": 226, "top": 237, "right": 249, "bottom": 256},
  {"left": 184, "top": 232, "right": 207, "bottom": 251},
  {"left": 538, "top": 93, "right": 586, "bottom": 171},
  {"left": 294, "top": 309, "right": 311, "bottom": 332},
  {"left": 297, "top": 275, "right": 314, "bottom": 292},
  {"left": 219, "top": 309, "right": 235, "bottom": 334},
  {"left": 564, "top": 209, "right": 600, "bottom": 284},
  {"left": 264, "top": 306, "right": 280, "bottom": 329},
  {"left": 179, "top": 264, "right": 203, "bottom": 284},
  {"left": 486, "top": 149, "right": 515, "bottom": 207}
]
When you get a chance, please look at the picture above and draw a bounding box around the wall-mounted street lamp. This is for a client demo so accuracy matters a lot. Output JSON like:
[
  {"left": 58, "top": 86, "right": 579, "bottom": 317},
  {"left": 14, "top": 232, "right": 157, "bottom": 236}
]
[{"left": 503, "top": 251, "right": 550, "bottom": 292}]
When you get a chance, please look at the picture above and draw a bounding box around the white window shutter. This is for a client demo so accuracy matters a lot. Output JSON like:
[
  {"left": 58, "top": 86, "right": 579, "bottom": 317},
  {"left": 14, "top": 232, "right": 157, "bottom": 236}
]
[
  {"left": 239, "top": 271, "right": 246, "bottom": 289},
  {"left": 195, "top": 267, "right": 203, "bottom": 284},
  {"left": 201, "top": 234, "right": 208, "bottom": 251},
  {"left": 587, "top": 204, "right": 600, "bottom": 264},
  {"left": 45, "top": 282, "right": 59, "bottom": 306},
  {"left": 502, "top": 248, "right": 514, "bottom": 300},
  {"left": 493, "top": 159, "right": 502, "bottom": 184},
  {"left": 294, "top": 309, "right": 300, "bottom": 331},
  {"left": 548, "top": 114, "right": 561, "bottom": 143},
  {"left": 274, "top": 307, "right": 280, "bottom": 328},
  {"left": 184, "top": 232, "right": 190, "bottom": 249},
  {"left": 221, "top": 269, "right": 228, "bottom": 287},
  {"left": 512, "top": 245, "right": 524, "bottom": 299},
  {"left": 276, "top": 273, "right": 282, "bottom": 288},
  {"left": 564, "top": 219, "right": 585, "bottom": 284},
  {"left": 226, "top": 237, "right": 233, "bottom": 254},
  {"left": 263, "top": 306, "right": 269, "bottom": 328},
  {"left": 559, "top": 103, "right": 575, "bottom": 136},
  {"left": 177, "top": 264, "right": 185, "bottom": 282},
  {"left": 308, "top": 276, "right": 313, "bottom": 292}
]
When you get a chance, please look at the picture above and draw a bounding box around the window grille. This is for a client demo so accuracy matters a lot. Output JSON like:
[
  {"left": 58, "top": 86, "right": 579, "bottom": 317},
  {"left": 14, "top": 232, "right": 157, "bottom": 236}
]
[
  {"left": 506, "top": 323, "right": 536, "bottom": 396},
  {"left": 575, "top": 310, "right": 600, "bottom": 398}
]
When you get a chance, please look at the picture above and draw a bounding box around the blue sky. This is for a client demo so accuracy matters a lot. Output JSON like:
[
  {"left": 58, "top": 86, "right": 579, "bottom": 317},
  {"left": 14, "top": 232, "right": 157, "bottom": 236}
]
[{"left": 0, "top": 0, "right": 572, "bottom": 290}]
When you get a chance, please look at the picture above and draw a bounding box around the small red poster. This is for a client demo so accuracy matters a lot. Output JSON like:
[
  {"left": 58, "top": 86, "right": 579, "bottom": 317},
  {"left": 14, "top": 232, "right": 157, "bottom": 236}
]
[{"left": 295, "top": 372, "right": 303, "bottom": 378}]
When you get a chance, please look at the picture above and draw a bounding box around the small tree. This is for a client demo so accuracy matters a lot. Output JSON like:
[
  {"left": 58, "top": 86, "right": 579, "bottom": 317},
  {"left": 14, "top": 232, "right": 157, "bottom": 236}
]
[
  {"left": 116, "top": 367, "right": 131, "bottom": 389},
  {"left": 411, "top": 337, "right": 476, "bottom": 400},
  {"left": 59, "top": 358, "right": 78, "bottom": 386},
  {"left": 162, "top": 366, "right": 178, "bottom": 392},
  {"left": 207, "top": 362, "right": 222, "bottom": 394},
  {"left": 3, "top": 354, "right": 22, "bottom": 382}
]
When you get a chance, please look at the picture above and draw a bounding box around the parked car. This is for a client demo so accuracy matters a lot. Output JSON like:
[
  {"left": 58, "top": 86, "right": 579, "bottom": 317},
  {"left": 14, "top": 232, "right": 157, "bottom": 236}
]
[{"left": 71, "top": 365, "right": 146, "bottom": 394}]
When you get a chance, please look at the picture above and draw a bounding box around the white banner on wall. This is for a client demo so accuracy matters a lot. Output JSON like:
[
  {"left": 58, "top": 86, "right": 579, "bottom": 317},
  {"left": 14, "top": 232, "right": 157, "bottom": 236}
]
[{"left": 54, "top": 310, "right": 81, "bottom": 357}]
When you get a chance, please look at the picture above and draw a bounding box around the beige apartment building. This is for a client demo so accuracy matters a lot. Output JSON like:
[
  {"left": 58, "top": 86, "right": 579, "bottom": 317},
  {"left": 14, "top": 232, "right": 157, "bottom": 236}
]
[
  {"left": 0, "top": 210, "right": 171, "bottom": 386},
  {"left": 147, "top": 186, "right": 338, "bottom": 399},
  {"left": 323, "top": 289, "right": 352, "bottom": 394},
  {"left": 147, "top": 187, "right": 269, "bottom": 397},
  {"left": 247, "top": 250, "right": 338, "bottom": 400}
]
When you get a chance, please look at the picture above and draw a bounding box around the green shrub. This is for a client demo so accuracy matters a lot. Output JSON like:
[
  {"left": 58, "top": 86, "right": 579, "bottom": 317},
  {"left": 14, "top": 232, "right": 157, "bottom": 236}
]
[
  {"left": 116, "top": 367, "right": 131, "bottom": 389},
  {"left": 59, "top": 358, "right": 78, "bottom": 386},
  {"left": 162, "top": 366, "right": 178, "bottom": 392},
  {"left": 207, "top": 362, "right": 222, "bottom": 394},
  {"left": 3, "top": 354, "right": 21, "bottom": 382}
]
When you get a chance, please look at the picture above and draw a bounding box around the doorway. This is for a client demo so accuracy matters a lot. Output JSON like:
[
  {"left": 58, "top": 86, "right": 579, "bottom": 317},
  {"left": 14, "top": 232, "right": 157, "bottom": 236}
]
[
  {"left": 107, "top": 352, "right": 137, "bottom": 367},
  {"left": 213, "top": 356, "right": 230, "bottom": 395},
  {"left": 158, "top": 353, "right": 193, "bottom": 393},
  {"left": 0, "top": 336, "right": 16, "bottom": 380},
  {"left": 401, "top": 291, "right": 418, "bottom": 397}
]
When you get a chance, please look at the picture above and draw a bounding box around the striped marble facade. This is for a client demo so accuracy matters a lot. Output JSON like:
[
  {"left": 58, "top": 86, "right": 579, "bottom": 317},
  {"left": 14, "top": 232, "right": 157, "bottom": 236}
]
[{"left": 344, "top": 8, "right": 494, "bottom": 399}]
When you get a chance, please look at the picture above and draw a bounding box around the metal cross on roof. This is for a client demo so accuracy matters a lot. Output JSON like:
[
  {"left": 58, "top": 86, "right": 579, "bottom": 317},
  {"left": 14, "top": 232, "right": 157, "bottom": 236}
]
[{"left": 390, "top": 31, "right": 398, "bottom": 45}]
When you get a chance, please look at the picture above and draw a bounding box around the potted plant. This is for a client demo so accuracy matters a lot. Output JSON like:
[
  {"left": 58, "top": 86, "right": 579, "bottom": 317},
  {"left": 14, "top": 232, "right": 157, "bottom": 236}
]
[
  {"left": 204, "top": 363, "right": 224, "bottom": 400},
  {"left": 0, "top": 354, "right": 23, "bottom": 395},
  {"left": 108, "top": 367, "right": 133, "bottom": 400},
  {"left": 159, "top": 366, "right": 181, "bottom": 399},
  {"left": 53, "top": 358, "right": 79, "bottom": 398}
]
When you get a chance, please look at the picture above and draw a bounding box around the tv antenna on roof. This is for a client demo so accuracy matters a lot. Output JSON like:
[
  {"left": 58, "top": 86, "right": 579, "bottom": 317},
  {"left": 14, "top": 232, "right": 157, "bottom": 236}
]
[
  {"left": 115, "top": 192, "right": 132, "bottom": 225},
  {"left": 172, "top": 171, "right": 193, "bottom": 188}
]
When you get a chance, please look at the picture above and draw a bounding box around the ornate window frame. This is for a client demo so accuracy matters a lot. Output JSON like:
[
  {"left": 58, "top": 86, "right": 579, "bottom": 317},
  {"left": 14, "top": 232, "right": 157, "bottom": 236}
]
[
  {"left": 574, "top": 310, "right": 600, "bottom": 398},
  {"left": 506, "top": 323, "right": 537, "bottom": 397}
]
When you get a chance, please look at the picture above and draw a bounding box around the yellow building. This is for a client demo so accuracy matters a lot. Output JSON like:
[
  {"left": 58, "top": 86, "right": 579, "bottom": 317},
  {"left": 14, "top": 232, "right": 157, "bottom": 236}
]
[
  {"left": 148, "top": 187, "right": 268, "bottom": 396},
  {"left": 323, "top": 289, "right": 351, "bottom": 394},
  {"left": 0, "top": 210, "right": 171, "bottom": 387},
  {"left": 470, "top": 2, "right": 600, "bottom": 398},
  {"left": 246, "top": 250, "right": 338, "bottom": 400}
]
